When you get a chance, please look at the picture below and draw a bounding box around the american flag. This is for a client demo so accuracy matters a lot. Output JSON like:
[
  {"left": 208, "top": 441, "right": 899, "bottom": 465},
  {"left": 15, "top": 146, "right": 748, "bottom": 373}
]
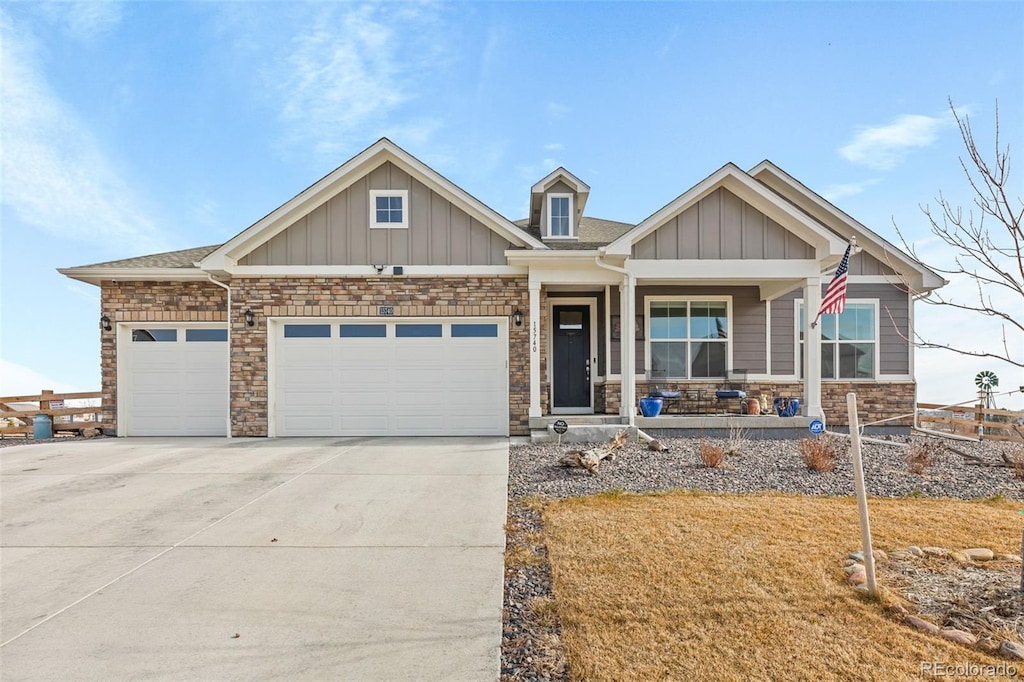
[{"left": 817, "top": 244, "right": 852, "bottom": 318}]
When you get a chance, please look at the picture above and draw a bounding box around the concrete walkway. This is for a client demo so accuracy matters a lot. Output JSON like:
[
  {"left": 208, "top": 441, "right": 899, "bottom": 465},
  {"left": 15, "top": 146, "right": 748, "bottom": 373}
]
[{"left": 0, "top": 437, "right": 508, "bottom": 681}]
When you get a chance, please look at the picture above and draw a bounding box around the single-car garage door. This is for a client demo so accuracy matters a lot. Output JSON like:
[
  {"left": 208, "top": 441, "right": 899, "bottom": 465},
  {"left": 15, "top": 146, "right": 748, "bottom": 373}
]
[
  {"left": 272, "top": 319, "right": 508, "bottom": 436},
  {"left": 120, "top": 325, "right": 229, "bottom": 436}
]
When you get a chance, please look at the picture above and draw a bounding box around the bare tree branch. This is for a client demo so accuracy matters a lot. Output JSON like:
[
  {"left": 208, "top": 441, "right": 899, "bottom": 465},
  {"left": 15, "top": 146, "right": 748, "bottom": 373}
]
[{"left": 890, "top": 99, "right": 1024, "bottom": 369}]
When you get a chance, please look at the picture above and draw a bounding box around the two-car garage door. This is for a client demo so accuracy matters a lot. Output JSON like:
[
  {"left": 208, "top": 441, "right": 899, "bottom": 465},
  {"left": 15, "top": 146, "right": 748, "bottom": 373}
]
[{"left": 272, "top": 319, "right": 509, "bottom": 436}]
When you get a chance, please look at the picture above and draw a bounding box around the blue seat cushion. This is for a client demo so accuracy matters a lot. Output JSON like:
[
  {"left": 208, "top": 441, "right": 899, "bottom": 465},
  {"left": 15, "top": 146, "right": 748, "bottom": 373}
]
[
  {"left": 715, "top": 390, "right": 746, "bottom": 399},
  {"left": 650, "top": 390, "right": 681, "bottom": 399}
]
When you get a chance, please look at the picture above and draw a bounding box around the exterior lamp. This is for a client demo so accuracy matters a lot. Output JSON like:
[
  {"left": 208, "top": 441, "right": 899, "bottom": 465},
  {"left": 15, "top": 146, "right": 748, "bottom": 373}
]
[
  {"left": 513, "top": 310, "right": 523, "bottom": 327},
  {"left": 100, "top": 315, "right": 112, "bottom": 332},
  {"left": 244, "top": 309, "right": 255, "bottom": 327}
]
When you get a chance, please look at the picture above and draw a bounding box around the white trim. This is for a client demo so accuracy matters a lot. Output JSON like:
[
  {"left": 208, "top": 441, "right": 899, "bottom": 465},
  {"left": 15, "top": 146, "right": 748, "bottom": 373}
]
[
  {"left": 765, "top": 299, "right": 772, "bottom": 376},
  {"left": 643, "top": 295, "right": 734, "bottom": 378},
  {"left": 58, "top": 267, "right": 211, "bottom": 286},
  {"left": 231, "top": 265, "right": 527, "bottom": 277},
  {"left": 369, "top": 189, "right": 409, "bottom": 229},
  {"left": 531, "top": 167, "right": 590, "bottom": 195},
  {"left": 796, "top": 298, "right": 880, "bottom": 381},
  {"left": 628, "top": 259, "right": 822, "bottom": 280},
  {"left": 547, "top": 297, "right": 598, "bottom": 414},
  {"left": 547, "top": 193, "right": 574, "bottom": 239}
]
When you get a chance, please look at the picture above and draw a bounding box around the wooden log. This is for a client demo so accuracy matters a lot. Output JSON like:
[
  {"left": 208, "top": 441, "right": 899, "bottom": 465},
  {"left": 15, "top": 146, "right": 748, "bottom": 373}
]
[
  {"left": 0, "top": 391, "right": 102, "bottom": 403},
  {"left": 557, "top": 429, "right": 629, "bottom": 475}
]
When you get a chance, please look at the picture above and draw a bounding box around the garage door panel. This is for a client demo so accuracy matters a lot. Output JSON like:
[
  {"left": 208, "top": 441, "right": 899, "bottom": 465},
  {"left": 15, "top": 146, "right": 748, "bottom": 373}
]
[{"left": 274, "top": 319, "right": 507, "bottom": 436}]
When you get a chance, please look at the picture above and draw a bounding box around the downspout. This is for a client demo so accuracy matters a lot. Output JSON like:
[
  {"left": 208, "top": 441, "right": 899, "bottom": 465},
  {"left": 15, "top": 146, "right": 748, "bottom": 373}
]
[
  {"left": 595, "top": 249, "right": 637, "bottom": 429},
  {"left": 206, "top": 274, "right": 232, "bottom": 439}
]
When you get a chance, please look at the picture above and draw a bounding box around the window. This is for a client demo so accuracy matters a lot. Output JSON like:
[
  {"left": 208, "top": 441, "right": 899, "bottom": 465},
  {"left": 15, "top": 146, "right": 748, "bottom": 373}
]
[
  {"left": 284, "top": 324, "right": 331, "bottom": 338},
  {"left": 369, "top": 189, "right": 409, "bottom": 229},
  {"left": 339, "top": 324, "right": 387, "bottom": 338},
  {"left": 185, "top": 329, "right": 228, "bottom": 342},
  {"left": 132, "top": 329, "right": 177, "bottom": 342},
  {"left": 547, "top": 194, "right": 572, "bottom": 237},
  {"left": 648, "top": 299, "right": 729, "bottom": 378},
  {"left": 451, "top": 323, "right": 498, "bottom": 338},
  {"left": 797, "top": 301, "right": 876, "bottom": 379},
  {"left": 396, "top": 323, "right": 442, "bottom": 338}
]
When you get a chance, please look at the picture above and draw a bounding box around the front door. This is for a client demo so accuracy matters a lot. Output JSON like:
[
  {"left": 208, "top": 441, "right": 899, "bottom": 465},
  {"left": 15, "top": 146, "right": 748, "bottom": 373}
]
[{"left": 552, "top": 305, "right": 591, "bottom": 412}]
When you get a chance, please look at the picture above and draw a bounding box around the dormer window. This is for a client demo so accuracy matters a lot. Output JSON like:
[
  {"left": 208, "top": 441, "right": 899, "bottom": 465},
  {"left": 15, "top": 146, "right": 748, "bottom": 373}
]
[
  {"left": 370, "top": 189, "right": 409, "bottom": 229},
  {"left": 548, "top": 193, "right": 573, "bottom": 238}
]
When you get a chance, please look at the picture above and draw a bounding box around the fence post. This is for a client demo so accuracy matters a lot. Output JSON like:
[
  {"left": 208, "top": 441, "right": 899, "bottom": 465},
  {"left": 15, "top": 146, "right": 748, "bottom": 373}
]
[
  {"left": 847, "top": 391, "right": 877, "bottom": 597},
  {"left": 40, "top": 389, "right": 53, "bottom": 413}
]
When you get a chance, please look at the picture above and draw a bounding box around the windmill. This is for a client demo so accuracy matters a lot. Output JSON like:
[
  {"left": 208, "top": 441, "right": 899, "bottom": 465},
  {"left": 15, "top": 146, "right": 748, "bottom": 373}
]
[{"left": 974, "top": 371, "right": 999, "bottom": 409}]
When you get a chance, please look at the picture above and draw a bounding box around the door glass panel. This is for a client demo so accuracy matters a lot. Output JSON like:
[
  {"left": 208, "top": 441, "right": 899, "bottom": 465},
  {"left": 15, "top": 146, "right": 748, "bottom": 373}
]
[
  {"left": 185, "top": 329, "right": 227, "bottom": 342},
  {"left": 339, "top": 324, "right": 387, "bottom": 338},
  {"left": 396, "top": 324, "right": 442, "bottom": 338},
  {"left": 452, "top": 323, "right": 498, "bottom": 338},
  {"left": 284, "top": 324, "right": 331, "bottom": 338},
  {"left": 558, "top": 311, "right": 583, "bottom": 330},
  {"left": 132, "top": 329, "right": 176, "bottom": 342}
]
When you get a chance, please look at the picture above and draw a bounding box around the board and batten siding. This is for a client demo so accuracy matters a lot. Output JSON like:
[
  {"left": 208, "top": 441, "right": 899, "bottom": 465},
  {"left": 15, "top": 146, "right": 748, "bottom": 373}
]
[
  {"left": 240, "top": 162, "right": 512, "bottom": 266},
  {"left": 770, "top": 282, "right": 911, "bottom": 377},
  {"left": 538, "top": 179, "right": 577, "bottom": 235},
  {"left": 632, "top": 188, "right": 815, "bottom": 260},
  {"left": 608, "top": 286, "right": 767, "bottom": 375}
]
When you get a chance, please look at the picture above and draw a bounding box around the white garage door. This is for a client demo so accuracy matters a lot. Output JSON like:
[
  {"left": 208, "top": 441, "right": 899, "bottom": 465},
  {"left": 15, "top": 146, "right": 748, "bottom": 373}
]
[
  {"left": 121, "top": 325, "right": 229, "bottom": 436},
  {"left": 272, "top": 319, "right": 508, "bottom": 436}
]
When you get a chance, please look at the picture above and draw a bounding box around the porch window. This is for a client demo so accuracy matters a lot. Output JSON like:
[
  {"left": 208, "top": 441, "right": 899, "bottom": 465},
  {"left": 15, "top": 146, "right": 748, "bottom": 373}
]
[
  {"left": 797, "top": 301, "right": 877, "bottom": 379},
  {"left": 648, "top": 300, "right": 729, "bottom": 378}
]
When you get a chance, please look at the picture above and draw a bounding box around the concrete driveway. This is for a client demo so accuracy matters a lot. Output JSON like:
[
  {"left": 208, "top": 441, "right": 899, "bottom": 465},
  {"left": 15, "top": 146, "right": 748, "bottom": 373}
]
[{"left": 0, "top": 437, "right": 508, "bottom": 681}]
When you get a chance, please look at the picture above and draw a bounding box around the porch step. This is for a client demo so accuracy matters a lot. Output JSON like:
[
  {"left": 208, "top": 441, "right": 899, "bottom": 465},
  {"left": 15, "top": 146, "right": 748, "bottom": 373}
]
[
  {"left": 528, "top": 415, "right": 626, "bottom": 429},
  {"left": 531, "top": 424, "right": 637, "bottom": 445}
]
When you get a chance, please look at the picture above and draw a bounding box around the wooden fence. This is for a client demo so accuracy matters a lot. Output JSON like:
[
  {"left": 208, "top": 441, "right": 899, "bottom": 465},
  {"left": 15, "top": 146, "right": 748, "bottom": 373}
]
[
  {"left": 0, "top": 390, "right": 104, "bottom": 438},
  {"left": 916, "top": 402, "right": 1024, "bottom": 443}
]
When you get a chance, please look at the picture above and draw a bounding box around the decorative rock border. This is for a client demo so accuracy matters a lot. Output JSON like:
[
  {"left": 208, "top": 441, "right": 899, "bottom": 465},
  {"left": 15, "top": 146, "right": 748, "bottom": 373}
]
[{"left": 844, "top": 546, "right": 1024, "bottom": 661}]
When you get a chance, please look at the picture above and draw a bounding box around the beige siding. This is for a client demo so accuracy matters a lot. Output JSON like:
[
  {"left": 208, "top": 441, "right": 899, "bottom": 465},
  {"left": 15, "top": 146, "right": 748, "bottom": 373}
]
[
  {"left": 539, "top": 180, "right": 577, "bottom": 236},
  {"left": 239, "top": 162, "right": 513, "bottom": 266},
  {"left": 632, "top": 188, "right": 815, "bottom": 260},
  {"left": 849, "top": 250, "right": 898, "bottom": 276}
]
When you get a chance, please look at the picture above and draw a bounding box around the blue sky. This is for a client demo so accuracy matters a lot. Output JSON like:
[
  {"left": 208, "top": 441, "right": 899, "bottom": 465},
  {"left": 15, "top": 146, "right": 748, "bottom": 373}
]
[{"left": 2, "top": 1, "right": 1022, "bottom": 409}]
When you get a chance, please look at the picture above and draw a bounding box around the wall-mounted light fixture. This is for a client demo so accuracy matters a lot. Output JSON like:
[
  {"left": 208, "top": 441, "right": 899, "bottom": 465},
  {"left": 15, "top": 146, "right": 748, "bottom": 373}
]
[
  {"left": 100, "top": 315, "right": 112, "bottom": 332},
  {"left": 513, "top": 309, "right": 523, "bottom": 327},
  {"left": 372, "top": 264, "right": 386, "bottom": 274},
  {"left": 244, "top": 308, "right": 255, "bottom": 327}
]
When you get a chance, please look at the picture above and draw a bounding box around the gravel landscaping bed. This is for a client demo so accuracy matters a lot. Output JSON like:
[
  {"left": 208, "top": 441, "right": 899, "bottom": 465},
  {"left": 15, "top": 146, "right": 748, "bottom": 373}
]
[{"left": 501, "top": 434, "right": 1024, "bottom": 681}]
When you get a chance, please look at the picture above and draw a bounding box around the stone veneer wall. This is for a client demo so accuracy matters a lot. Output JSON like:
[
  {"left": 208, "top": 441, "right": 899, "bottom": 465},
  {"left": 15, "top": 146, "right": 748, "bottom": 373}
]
[
  {"left": 100, "top": 281, "right": 228, "bottom": 431},
  {"left": 231, "top": 276, "right": 530, "bottom": 436}
]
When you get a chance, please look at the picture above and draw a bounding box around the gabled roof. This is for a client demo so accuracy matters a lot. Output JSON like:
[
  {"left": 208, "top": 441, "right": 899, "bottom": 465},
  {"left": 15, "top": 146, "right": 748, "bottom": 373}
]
[
  {"left": 200, "top": 138, "right": 548, "bottom": 274},
  {"left": 603, "top": 163, "right": 848, "bottom": 259},
  {"left": 58, "top": 245, "right": 220, "bottom": 284},
  {"left": 514, "top": 216, "right": 634, "bottom": 250},
  {"left": 748, "top": 160, "right": 947, "bottom": 291},
  {"left": 528, "top": 167, "right": 591, "bottom": 229}
]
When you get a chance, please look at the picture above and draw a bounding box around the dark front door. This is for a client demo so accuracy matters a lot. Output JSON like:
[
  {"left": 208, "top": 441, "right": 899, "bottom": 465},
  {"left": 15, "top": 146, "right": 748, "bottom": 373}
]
[{"left": 552, "top": 305, "right": 591, "bottom": 411}]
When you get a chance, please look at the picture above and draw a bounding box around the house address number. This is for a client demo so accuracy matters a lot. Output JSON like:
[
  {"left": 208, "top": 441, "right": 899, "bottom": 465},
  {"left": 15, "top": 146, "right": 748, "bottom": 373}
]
[{"left": 379, "top": 306, "right": 394, "bottom": 316}]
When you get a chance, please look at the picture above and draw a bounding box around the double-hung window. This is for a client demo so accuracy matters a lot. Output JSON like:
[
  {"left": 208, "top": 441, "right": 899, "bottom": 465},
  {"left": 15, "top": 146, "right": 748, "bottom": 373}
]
[
  {"left": 648, "top": 299, "right": 730, "bottom": 378},
  {"left": 369, "top": 189, "right": 409, "bottom": 229},
  {"left": 797, "top": 301, "right": 877, "bottom": 379},
  {"left": 547, "top": 194, "right": 572, "bottom": 237}
]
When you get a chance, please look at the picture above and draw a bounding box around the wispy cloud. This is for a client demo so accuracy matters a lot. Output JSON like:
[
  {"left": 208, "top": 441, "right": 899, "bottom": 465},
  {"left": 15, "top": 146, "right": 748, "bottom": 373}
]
[
  {"left": 0, "top": 12, "right": 164, "bottom": 252},
  {"left": 39, "top": 0, "right": 122, "bottom": 42},
  {"left": 0, "top": 358, "right": 89, "bottom": 395},
  {"left": 660, "top": 25, "right": 680, "bottom": 55},
  {"left": 545, "top": 102, "right": 571, "bottom": 120},
  {"left": 821, "top": 178, "right": 879, "bottom": 202},
  {"left": 262, "top": 4, "right": 448, "bottom": 159},
  {"left": 543, "top": 143, "right": 564, "bottom": 152},
  {"left": 839, "top": 113, "right": 951, "bottom": 170}
]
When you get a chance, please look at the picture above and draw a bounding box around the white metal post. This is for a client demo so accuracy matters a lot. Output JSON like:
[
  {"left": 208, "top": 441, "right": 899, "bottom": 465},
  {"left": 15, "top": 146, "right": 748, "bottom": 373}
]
[{"left": 528, "top": 281, "right": 542, "bottom": 418}]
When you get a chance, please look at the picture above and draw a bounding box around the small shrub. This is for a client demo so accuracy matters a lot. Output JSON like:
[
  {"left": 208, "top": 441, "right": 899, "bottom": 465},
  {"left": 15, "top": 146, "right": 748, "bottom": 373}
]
[
  {"left": 725, "top": 425, "right": 750, "bottom": 457},
  {"left": 799, "top": 434, "right": 841, "bottom": 473},
  {"left": 904, "top": 437, "right": 944, "bottom": 475},
  {"left": 699, "top": 441, "right": 726, "bottom": 468},
  {"left": 1012, "top": 445, "right": 1024, "bottom": 480}
]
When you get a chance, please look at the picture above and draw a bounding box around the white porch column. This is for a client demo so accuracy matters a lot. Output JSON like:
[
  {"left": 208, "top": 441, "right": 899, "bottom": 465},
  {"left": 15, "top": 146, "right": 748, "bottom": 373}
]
[
  {"left": 803, "top": 276, "right": 823, "bottom": 420},
  {"left": 528, "top": 281, "right": 542, "bottom": 418},
  {"left": 620, "top": 275, "right": 637, "bottom": 424}
]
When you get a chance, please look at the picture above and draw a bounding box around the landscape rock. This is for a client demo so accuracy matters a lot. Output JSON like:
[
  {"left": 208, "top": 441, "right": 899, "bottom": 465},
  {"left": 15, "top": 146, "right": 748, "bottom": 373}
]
[
  {"left": 996, "top": 554, "right": 1022, "bottom": 563},
  {"left": 872, "top": 549, "right": 888, "bottom": 562},
  {"left": 888, "top": 550, "right": 911, "bottom": 560},
  {"left": 907, "top": 546, "right": 924, "bottom": 557},
  {"left": 940, "top": 629, "right": 978, "bottom": 646},
  {"left": 843, "top": 563, "right": 865, "bottom": 575},
  {"left": 848, "top": 551, "right": 864, "bottom": 562},
  {"left": 999, "top": 641, "right": 1024, "bottom": 660},
  {"left": 847, "top": 570, "right": 867, "bottom": 586},
  {"left": 963, "top": 548, "right": 995, "bottom": 561},
  {"left": 905, "top": 615, "right": 940, "bottom": 635},
  {"left": 80, "top": 428, "right": 100, "bottom": 438},
  {"left": 922, "top": 547, "right": 949, "bottom": 557}
]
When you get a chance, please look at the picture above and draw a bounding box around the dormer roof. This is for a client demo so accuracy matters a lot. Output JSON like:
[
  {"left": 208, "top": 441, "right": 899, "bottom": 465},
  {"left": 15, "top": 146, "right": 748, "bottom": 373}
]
[{"left": 528, "top": 167, "right": 590, "bottom": 229}]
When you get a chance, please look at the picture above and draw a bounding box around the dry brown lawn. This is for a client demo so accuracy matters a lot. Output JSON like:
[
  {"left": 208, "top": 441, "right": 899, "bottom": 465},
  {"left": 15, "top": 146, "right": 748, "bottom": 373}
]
[{"left": 543, "top": 491, "right": 1022, "bottom": 681}]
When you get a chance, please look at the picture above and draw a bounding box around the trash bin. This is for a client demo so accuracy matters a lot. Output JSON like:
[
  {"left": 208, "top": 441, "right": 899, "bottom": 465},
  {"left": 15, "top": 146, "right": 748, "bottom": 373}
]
[
  {"left": 639, "top": 397, "right": 663, "bottom": 418},
  {"left": 33, "top": 414, "right": 53, "bottom": 439}
]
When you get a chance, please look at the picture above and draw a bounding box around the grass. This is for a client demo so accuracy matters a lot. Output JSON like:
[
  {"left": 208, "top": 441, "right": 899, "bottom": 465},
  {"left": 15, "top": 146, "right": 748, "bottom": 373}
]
[{"left": 541, "top": 492, "right": 1021, "bottom": 681}]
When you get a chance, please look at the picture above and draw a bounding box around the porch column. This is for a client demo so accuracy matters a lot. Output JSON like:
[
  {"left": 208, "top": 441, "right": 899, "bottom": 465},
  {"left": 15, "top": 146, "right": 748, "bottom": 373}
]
[
  {"left": 803, "top": 276, "right": 823, "bottom": 420},
  {"left": 528, "top": 281, "right": 542, "bottom": 418},
  {"left": 620, "top": 275, "right": 637, "bottom": 424}
]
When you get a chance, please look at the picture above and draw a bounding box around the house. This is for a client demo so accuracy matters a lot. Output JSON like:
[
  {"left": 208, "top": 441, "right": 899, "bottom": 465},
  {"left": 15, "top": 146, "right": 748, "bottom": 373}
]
[{"left": 59, "top": 138, "right": 945, "bottom": 438}]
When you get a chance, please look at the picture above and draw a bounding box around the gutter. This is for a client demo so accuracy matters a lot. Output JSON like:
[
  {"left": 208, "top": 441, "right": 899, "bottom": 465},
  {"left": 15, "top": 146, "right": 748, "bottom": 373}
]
[{"left": 205, "top": 274, "right": 232, "bottom": 439}]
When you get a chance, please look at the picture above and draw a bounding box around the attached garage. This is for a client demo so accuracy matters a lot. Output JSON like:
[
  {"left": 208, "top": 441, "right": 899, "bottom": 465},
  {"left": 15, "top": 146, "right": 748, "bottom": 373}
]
[
  {"left": 270, "top": 318, "right": 509, "bottom": 436},
  {"left": 118, "top": 324, "right": 229, "bottom": 436}
]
